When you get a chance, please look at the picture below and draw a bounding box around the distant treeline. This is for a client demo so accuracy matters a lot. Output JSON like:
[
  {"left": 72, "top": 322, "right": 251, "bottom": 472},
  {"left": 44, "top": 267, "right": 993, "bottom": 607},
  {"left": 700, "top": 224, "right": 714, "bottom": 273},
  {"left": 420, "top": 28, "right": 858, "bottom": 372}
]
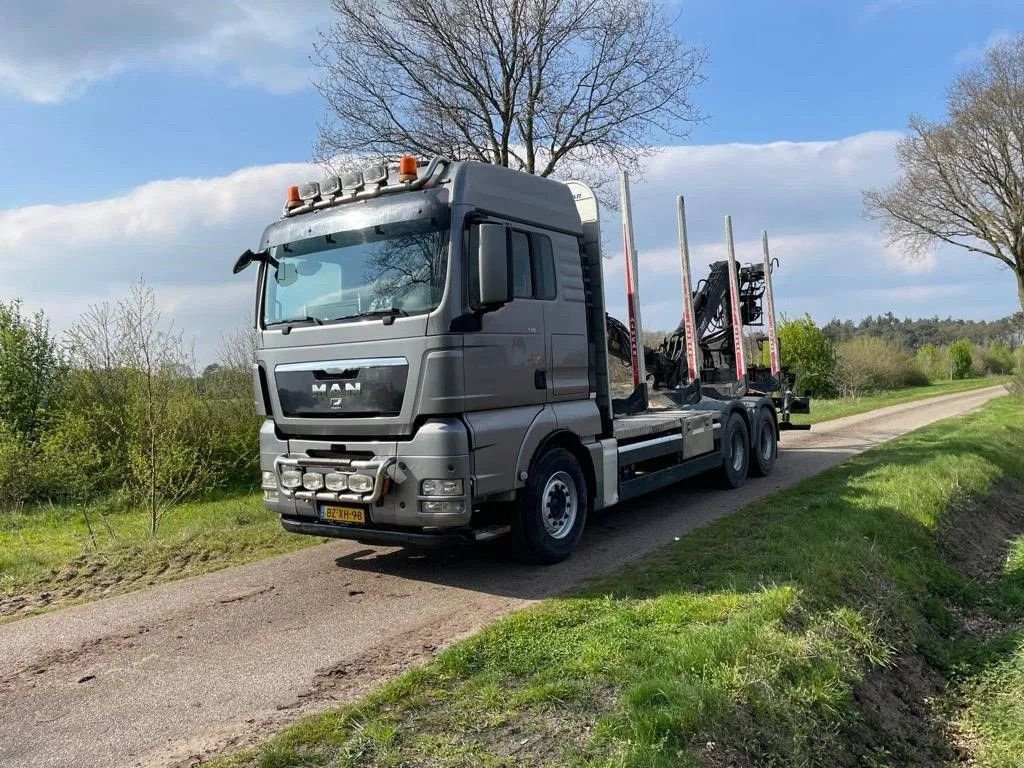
[{"left": 821, "top": 312, "right": 1024, "bottom": 351}]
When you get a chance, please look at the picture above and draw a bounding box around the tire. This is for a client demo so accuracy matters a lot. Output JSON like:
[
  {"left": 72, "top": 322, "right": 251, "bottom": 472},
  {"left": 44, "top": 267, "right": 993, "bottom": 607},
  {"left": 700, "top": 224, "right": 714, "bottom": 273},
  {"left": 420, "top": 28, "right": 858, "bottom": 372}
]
[
  {"left": 511, "top": 447, "right": 589, "bottom": 564},
  {"left": 750, "top": 408, "right": 778, "bottom": 477},
  {"left": 718, "top": 412, "right": 750, "bottom": 489}
]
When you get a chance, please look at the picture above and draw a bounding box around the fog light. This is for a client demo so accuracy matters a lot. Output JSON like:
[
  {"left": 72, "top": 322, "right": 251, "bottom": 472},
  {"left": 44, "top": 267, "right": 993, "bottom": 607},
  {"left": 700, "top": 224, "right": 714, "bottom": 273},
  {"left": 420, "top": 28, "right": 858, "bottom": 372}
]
[
  {"left": 302, "top": 472, "right": 324, "bottom": 491},
  {"left": 420, "top": 478, "right": 464, "bottom": 496},
  {"left": 324, "top": 472, "right": 348, "bottom": 492},
  {"left": 280, "top": 469, "right": 302, "bottom": 489},
  {"left": 420, "top": 500, "right": 444, "bottom": 514},
  {"left": 348, "top": 473, "right": 374, "bottom": 493},
  {"left": 443, "top": 500, "right": 466, "bottom": 515},
  {"left": 261, "top": 471, "right": 278, "bottom": 490},
  {"left": 263, "top": 489, "right": 279, "bottom": 503}
]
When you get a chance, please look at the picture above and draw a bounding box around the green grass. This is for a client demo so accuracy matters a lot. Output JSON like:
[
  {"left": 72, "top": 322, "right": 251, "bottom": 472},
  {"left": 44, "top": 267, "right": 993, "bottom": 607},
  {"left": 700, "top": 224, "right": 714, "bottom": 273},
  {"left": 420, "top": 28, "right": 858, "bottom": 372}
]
[
  {"left": 210, "top": 395, "right": 1024, "bottom": 768},
  {"left": 0, "top": 488, "right": 316, "bottom": 620},
  {"left": 794, "top": 375, "right": 1009, "bottom": 424}
]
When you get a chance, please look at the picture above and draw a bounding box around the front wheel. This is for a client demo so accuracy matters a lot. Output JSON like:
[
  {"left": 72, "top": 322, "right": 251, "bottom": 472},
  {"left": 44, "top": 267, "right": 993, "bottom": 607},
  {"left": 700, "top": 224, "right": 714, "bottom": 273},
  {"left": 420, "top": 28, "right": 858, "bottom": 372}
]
[
  {"left": 511, "top": 447, "right": 588, "bottom": 564},
  {"left": 718, "top": 412, "right": 750, "bottom": 489}
]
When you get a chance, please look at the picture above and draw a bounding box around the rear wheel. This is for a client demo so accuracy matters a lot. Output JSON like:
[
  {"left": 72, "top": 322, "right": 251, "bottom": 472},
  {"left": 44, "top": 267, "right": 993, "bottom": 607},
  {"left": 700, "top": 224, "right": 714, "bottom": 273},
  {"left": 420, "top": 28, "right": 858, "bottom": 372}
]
[
  {"left": 750, "top": 408, "right": 778, "bottom": 477},
  {"left": 511, "top": 447, "right": 588, "bottom": 564},
  {"left": 718, "top": 412, "right": 750, "bottom": 489}
]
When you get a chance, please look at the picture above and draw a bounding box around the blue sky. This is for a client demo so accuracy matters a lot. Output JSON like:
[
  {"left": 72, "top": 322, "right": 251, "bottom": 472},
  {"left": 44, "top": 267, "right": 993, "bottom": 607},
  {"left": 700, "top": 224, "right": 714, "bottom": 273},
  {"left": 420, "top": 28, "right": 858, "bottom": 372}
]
[{"left": 1, "top": 0, "right": 1022, "bottom": 360}]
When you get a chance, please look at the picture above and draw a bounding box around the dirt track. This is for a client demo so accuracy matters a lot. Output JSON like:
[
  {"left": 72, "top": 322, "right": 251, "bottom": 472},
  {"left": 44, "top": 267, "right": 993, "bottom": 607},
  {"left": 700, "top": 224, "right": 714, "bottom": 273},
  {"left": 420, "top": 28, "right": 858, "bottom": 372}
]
[{"left": 0, "top": 385, "right": 1008, "bottom": 768}]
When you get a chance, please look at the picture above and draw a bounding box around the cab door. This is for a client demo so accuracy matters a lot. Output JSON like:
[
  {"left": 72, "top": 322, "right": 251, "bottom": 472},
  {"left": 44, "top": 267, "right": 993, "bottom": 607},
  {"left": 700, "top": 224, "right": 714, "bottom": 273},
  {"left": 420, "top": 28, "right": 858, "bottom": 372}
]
[{"left": 463, "top": 224, "right": 548, "bottom": 411}]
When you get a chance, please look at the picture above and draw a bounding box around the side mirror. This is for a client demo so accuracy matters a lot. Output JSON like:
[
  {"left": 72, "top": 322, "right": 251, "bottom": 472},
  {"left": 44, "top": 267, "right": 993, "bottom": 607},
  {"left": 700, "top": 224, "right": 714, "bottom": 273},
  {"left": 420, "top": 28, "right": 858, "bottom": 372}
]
[
  {"left": 233, "top": 249, "right": 257, "bottom": 274},
  {"left": 477, "top": 223, "right": 511, "bottom": 307},
  {"left": 233, "top": 248, "right": 274, "bottom": 274}
]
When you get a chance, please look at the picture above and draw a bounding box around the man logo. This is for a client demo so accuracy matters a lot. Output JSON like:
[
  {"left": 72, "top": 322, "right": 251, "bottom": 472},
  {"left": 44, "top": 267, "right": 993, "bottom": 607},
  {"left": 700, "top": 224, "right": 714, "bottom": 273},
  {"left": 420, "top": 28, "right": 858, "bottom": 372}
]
[
  {"left": 312, "top": 382, "right": 361, "bottom": 409},
  {"left": 311, "top": 382, "right": 362, "bottom": 395}
]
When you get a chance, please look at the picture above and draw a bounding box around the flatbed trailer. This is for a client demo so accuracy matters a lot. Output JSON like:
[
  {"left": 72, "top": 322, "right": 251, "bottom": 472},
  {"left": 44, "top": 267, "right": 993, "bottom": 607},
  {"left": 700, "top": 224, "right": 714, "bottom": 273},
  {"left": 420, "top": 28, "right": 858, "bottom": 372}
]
[{"left": 234, "top": 157, "right": 809, "bottom": 563}]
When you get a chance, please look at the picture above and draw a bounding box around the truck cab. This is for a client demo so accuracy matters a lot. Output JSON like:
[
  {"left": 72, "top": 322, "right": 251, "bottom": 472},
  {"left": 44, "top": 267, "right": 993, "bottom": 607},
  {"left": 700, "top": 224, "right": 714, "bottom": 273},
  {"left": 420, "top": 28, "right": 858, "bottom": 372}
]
[{"left": 237, "top": 156, "right": 796, "bottom": 563}]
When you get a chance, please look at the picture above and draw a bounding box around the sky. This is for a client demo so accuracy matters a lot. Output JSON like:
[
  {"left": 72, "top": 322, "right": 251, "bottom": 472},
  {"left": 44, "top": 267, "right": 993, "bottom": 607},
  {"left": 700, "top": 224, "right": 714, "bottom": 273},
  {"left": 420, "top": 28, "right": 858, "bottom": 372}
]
[{"left": 1, "top": 0, "right": 1022, "bottom": 362}]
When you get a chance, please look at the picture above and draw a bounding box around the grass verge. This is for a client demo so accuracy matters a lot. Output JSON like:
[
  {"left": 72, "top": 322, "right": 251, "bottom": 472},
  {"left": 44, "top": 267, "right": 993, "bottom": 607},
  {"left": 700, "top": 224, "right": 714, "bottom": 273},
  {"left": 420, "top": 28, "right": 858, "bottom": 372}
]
[
  {"left": 211, "top": 395, "right": 1024, "bottom": 768},
  {"left": 0, "top": 489, "right": 315, "bottom": 621},
  {"left": 793, "top": 375, "right": 1008, "bottom": 425}
]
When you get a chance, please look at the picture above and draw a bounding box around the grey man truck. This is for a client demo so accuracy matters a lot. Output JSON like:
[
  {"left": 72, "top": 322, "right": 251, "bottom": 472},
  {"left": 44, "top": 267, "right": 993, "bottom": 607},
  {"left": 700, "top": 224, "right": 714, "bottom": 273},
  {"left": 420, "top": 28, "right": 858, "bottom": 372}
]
[{"left": 233, "top": 155, "right": 807, "bottom": 563}]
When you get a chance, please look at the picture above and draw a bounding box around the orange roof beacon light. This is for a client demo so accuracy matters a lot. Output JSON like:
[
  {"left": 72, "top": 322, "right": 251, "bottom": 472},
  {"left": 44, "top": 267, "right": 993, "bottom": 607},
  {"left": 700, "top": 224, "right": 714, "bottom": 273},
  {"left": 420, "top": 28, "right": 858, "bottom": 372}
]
[
  {"left": 285, "top": 185, "right": 302, "bottom": 210},
  {"left": 398, "top": 155, "right": 418, "bottom": 183}
]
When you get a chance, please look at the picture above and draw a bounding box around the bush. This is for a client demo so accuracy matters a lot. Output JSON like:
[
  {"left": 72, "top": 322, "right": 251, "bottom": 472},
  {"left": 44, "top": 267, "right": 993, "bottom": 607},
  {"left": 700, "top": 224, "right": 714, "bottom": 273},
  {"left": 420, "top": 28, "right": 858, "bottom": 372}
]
[
  {"left": 0, "top": 420, "right": 38, "bottom": 510},
  {"left": 949, "top": 340, "right": 973, "bottom": 380},
  {"left": 915, "top": 344, "right": 949, "bottom": 381},
  {"left": 980, "top": 341, "right": 1015, "bottom": 375},
  {"left": 201, "top": 364, "right": 260, "bottom": 489},
  {"left": 835, "top": 337, "right": 928, "bottom": 396},
  {"left": 0, "top": 300, "right": 64, "bottom": 441},
  {"left": 777, "top": 315, "right": 837, "bottom": 397}
]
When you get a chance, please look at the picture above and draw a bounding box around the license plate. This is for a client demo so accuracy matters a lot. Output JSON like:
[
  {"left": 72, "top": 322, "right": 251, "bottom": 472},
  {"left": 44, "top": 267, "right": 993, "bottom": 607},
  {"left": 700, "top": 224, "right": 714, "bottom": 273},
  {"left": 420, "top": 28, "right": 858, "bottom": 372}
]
[{"left": 321, "top": 505, "right": 367, "bottom": 525}]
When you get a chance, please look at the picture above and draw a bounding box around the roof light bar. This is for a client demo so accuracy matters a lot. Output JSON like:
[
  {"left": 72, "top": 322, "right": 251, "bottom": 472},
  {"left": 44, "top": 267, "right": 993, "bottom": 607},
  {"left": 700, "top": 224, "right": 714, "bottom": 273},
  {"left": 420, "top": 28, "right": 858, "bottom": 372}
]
[{"left": 281, "top": 155, "right": 449, "bottom": 219}]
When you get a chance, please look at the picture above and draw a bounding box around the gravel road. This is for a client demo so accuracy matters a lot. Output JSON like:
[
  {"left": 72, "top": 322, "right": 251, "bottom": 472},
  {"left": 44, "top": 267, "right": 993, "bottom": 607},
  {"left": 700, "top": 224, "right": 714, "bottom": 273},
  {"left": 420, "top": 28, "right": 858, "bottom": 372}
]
[{"left": 0, "top": 385, "right": 1008, "bottom": 768}]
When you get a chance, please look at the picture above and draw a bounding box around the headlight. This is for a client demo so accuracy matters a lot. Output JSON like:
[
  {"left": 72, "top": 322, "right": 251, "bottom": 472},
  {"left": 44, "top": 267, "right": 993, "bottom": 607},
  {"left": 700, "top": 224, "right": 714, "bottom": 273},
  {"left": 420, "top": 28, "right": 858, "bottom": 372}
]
[
  {"left": 302, "top": 472, "right": 325, "bottom": 491},
  {"left": 420, "top": 478, "right": 464, "bottom": 496},
  {"left": 261, "top": 471, "right": 278, "bottom": 490},
  {"left": 263, "top": 489, "right": 279, "bottom": 503},
  {"left": 280, "top": 469, "right": 302, "bottom": 489},
  {"left": 348, "top": 473, "right": 374, "bottom": 493},
  {"left": 324, "top": 472, "right": 348, "bottom": 492}
]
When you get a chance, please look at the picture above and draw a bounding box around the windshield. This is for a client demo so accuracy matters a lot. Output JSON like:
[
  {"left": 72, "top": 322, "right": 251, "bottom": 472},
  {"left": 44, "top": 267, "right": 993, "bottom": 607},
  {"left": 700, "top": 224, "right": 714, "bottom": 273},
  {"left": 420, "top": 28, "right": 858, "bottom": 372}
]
[{"left": 263, "top": 217, "right": 450, "bottom": 327}]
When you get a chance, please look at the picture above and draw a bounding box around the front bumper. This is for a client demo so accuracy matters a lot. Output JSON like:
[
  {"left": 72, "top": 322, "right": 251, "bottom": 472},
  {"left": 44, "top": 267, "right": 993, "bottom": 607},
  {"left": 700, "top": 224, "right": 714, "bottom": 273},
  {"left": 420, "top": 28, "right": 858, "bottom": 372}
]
[
  {"left": 260, "top": 418, "right": 473, "bottom": 531},
  {"left": 280, "top": 517, "right": 469, "bottom": 547}
]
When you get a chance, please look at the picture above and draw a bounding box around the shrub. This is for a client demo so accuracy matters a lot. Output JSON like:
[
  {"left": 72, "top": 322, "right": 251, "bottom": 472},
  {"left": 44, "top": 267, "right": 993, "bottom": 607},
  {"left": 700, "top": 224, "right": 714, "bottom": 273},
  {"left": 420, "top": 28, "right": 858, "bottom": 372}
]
[
  {"left": 949, "top": 340, "right": 973, "bottom": 380},
  {"left": 777, "top": 315, "right": 837, "bottom": 397},
  {"left": 0, "top": 420, "right": 37, "bottom": 510},
  {"left": 916, "top": 344, "right": 949, "bottom": 381},
  {"left": 980, "top": 341, "right": 1015, "bottom": 375},
  {"left": 835, "top": 337, "right": 928, "bottom": 396},
  {"left": 0, "top": 300, "right": 64, "bottom": 441}
]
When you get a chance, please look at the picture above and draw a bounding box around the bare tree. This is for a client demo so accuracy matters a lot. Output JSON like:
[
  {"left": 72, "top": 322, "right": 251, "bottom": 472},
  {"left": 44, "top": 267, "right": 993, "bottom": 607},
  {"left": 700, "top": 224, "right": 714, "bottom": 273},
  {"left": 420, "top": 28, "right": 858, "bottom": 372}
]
[
  {"left": 314, "top": 0, "right": 705, "bottom": 190},
  {"left": 65, "top": 281, "right": 213, "bottom": 533},
  {"left": 865, "top": 35, "right": 1024, "bottom": 311}
]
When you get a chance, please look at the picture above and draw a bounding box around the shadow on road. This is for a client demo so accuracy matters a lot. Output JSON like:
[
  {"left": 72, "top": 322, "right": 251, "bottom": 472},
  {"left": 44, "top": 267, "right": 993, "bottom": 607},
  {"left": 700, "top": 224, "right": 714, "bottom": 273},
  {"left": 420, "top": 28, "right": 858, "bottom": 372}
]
[{"left": 329, "top": 444, "right": 863, "bottom": 600}]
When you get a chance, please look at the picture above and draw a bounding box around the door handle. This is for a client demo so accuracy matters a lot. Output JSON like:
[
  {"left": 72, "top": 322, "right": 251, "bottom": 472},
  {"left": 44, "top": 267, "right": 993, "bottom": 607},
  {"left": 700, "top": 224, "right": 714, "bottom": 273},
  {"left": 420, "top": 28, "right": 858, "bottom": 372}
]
[{"left": 534, "top": 369, "right": 547, "bottom": 390}]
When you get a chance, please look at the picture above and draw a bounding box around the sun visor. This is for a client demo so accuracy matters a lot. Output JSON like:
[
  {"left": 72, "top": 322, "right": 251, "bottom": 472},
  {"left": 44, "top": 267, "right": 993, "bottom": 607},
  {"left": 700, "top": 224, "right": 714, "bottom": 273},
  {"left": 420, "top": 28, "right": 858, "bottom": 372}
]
[{"left": 259, "top": 187, "right": 450, "bottom": 251}]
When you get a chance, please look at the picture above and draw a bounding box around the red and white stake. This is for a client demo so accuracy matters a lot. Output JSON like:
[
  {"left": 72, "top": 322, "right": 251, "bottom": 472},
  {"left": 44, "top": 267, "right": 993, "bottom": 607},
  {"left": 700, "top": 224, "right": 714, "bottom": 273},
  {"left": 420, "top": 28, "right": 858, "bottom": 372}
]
[
  {"left": 724, "top": 216, "right": 747, "bottom": 382},
  {"left": 620, "top": 171, "right": 646, "bottom": 389},
  {"left": 762, "top": 231, "right": 781, "bottom": 380},
  {"left": 676, "top": 196, "right": 700, "bottom": 384}
]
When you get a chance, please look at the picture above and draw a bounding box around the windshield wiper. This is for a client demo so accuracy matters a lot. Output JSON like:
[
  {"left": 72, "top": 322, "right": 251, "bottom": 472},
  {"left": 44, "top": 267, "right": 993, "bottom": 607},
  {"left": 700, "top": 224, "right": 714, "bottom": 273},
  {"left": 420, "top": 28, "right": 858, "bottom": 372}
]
[
  {"left": 337, "top": 307, "right": 410, "bottom": 325},
  {"left": 268, "top": 315, "right": 323, "bottom": 334}
]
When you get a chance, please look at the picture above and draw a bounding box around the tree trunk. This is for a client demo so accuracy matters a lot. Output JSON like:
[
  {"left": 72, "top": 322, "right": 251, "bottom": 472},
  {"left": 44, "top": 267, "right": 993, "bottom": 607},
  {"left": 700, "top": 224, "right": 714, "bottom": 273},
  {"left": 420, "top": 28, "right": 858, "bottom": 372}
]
[{"left": 1016, "top": 266, "right": 1024, "bottom": 314}]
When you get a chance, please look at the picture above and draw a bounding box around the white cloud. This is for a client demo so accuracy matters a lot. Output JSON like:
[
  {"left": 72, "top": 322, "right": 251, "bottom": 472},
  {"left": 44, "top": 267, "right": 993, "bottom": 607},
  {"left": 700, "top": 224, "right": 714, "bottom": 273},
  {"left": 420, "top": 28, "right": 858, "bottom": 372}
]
[
  {"left": 0, "top": 1, "right": 329, "bottom": 102},
  {"left": 1, "top": 131, "right": 1018, "bottom": 363},
  {"left": 1, "top": 161, "right": 316, "bottom": 360},
  {"left": 955, "top": 29, "right": 1014, "bottom": 67}
]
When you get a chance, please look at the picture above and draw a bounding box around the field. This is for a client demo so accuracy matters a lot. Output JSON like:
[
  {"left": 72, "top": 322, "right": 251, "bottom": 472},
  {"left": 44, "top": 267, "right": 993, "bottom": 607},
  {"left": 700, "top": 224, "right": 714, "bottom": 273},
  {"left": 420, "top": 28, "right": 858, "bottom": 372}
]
[
  {"left": 0, "top": 490, "right": 313, "bottom": 621},
  {"left": 212, "top": 395, "right": 1024, "bottom": 767}
]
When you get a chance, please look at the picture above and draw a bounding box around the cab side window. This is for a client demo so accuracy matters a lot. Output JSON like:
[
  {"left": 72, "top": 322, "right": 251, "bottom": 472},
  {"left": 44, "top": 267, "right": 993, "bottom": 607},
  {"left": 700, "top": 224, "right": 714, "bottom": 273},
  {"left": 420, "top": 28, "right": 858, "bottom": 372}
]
[
  {"left": 511, "top": 231, "right": 533, "bottom": 298},
  {"left": 532, "top": 234, "right": 557, "bottom": 300},
  {"left": 466, "top": 223, "right": 557, "bottom": 308}
]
